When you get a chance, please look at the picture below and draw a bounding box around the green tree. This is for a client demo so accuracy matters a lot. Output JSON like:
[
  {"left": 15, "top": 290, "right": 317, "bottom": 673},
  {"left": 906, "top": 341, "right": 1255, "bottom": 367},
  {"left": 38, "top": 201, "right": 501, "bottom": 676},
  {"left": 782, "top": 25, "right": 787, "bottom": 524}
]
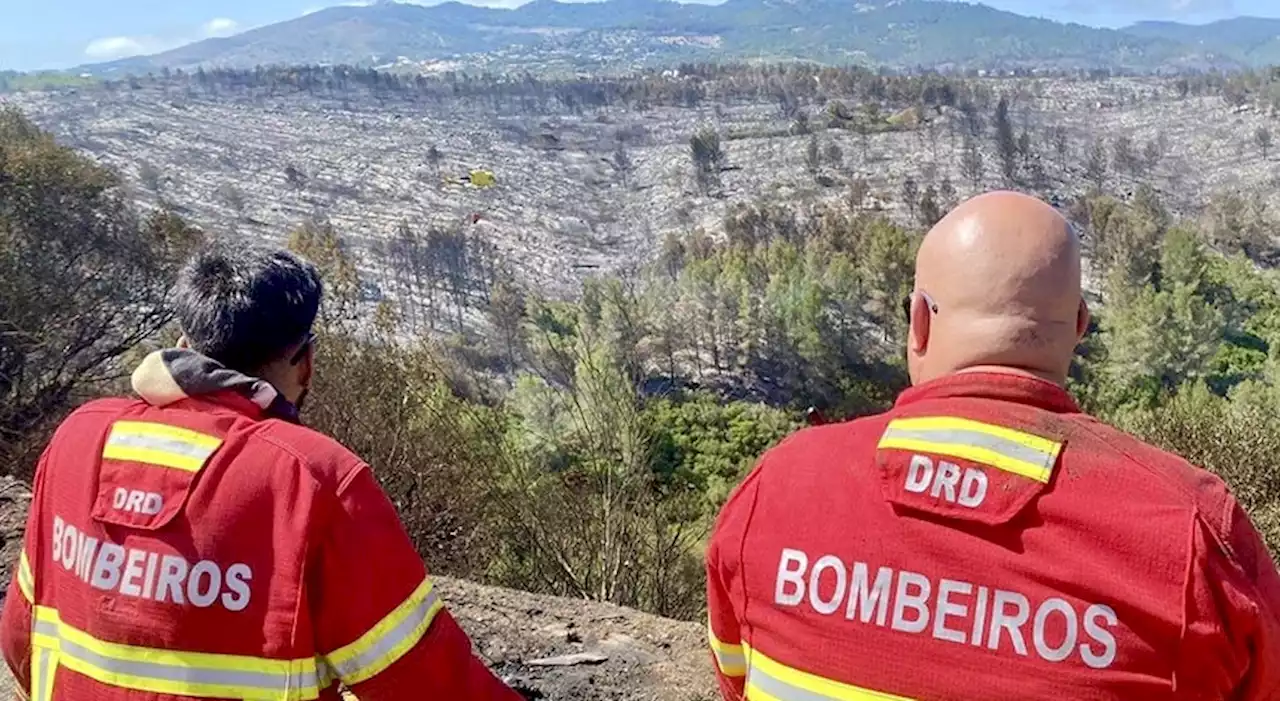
[
  {"left": 1203, "top": 191, "right": 1275, "bottom": 262},
  {"left": 689, "top": 128, "right": 724, "bottom": 195},
  {"left": 1121, "top": 383, "right": 1280, "bottom": 555},
  {"left": 859, "top": 220, "right": 918, "bottom": 343},
  {"left": 1101, "top": 261, "right": 1224, "bottom": 397},
  {"left": 487, "top": 274, "right": 528, "bottom": 370},
  {"left": 647, "top": 393, "right": 798, "bottom": 513},
  {"left": 0, "top": 109, "right": 202, "bottom": 477}
]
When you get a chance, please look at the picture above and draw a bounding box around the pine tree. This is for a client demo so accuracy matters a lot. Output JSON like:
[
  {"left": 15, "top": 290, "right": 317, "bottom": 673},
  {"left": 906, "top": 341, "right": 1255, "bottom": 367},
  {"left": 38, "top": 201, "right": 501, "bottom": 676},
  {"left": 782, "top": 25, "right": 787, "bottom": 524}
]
[
  {"left": 994, "top": 96, "right": 1018, "bottom": 182},
  {"left": 1085, "top": 139, "right": 1108, "bottom": 192},
  {"left": 689, "top": 128, "right": 724, "bottom": 195},
  {"left": 488, "top": 274, "right": 528, "bottom": 370}
]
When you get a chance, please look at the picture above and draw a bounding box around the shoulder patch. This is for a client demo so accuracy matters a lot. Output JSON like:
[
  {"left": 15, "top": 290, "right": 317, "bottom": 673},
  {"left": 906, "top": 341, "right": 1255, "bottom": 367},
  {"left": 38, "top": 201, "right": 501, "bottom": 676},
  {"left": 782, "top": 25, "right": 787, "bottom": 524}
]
[
  {"left": 92, "top": 420, "right": 223, "bottom": 530},
  {"left": 878, "top": 416, "right": 1062, "bottom": 483},
  {"left": 877, "top": 416, "right": 1064, "bottom": 526}
]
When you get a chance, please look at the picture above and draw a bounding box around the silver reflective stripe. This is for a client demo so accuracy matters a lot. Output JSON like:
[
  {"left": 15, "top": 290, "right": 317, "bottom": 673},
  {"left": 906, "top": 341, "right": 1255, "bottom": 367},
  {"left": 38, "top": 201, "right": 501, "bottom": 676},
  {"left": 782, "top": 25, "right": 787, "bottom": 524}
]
[
  {"left": 34, "top": 621, "right": 319, "bottom": 692},
  {"left": 714, "top": 648, "right": 745, "bottom": 671},
  {"left": 33, "top": 647, "right": 52, "bottom": 701},
  {"left": 328, "top": 586, "right": 440, "bottom": 681},
  {"left": 748, "top": 664, "right": 830, "bottom": 701},
  {"left": 879, "top": 426, "right": 1053, "bottom": 468},
  {"left": 106, "top": 432, "right": 216, "bottom": 459}
]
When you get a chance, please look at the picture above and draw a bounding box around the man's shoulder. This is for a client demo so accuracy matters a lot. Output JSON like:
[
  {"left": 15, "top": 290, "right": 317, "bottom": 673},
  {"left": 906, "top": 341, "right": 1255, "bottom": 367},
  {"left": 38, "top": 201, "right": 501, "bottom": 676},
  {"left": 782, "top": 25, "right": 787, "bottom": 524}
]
[
  {"left": 251, "top": 419, "right": 368, "bottom": 491},
  {"left": 65, "top": 396, "right": 143, "bottom": 420},
  {"left": 754, "top": 406, "right": 1232, "bottom": 510},
  {"left": 745, "top": 414, "right": 892, "bottom": 496},
  {"left": 50, "top": 396, "right": 146, "bottom": 439},
  {"left": 761, "top": 414, "right": 890, "bottom": 462},
  {"left": 1062, "top": 414, "right": 1233, "bottom": 521}
]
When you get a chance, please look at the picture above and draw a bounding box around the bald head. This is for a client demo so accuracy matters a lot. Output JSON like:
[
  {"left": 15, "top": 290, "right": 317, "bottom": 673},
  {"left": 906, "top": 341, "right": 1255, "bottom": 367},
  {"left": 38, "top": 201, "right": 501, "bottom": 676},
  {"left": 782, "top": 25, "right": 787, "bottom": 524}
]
[{"left": 906, "top": 191, "right": 1088, "bottom": 386}]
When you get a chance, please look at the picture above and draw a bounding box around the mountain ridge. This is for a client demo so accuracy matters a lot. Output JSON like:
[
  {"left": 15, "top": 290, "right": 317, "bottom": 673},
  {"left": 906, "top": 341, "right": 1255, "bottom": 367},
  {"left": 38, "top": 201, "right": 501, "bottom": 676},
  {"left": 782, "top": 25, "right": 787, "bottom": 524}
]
[
  {"left": 71, "top": 0, "right": 1267, "bottom": 75},
  {"left": 1121, "top": 16, "right": 1280, "bottom": 67}
]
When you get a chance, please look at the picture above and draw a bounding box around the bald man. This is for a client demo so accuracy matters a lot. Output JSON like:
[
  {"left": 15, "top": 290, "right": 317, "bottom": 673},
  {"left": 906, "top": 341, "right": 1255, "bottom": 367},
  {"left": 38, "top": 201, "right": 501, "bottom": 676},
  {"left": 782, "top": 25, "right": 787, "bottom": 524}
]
[{"left": 705, "top": 191, "right": 1280, "bottom": 700}]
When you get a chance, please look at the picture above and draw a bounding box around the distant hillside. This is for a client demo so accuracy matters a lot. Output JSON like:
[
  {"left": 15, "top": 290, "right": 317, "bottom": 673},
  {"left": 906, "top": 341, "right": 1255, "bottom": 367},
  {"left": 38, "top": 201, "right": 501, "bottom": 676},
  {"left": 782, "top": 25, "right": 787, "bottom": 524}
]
[
  {"left": 80, "top": 0, "right": 1239, "bottom": 75},
  {"left": 1121, "top": 17, "right": 1280, "bottom": 67}
]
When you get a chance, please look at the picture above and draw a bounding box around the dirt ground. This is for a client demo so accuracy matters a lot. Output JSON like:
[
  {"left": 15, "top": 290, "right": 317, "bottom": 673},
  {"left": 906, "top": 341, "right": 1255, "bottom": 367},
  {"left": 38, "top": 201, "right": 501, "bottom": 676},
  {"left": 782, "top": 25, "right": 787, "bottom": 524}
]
[{"left": 0, "top": 478, "right": 716, "bottom": 701}]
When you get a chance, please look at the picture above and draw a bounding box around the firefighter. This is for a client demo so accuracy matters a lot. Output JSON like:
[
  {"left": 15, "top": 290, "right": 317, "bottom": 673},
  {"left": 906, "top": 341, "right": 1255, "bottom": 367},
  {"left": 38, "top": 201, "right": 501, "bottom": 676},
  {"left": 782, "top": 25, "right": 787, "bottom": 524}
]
[
  {"left": 0, "top": 248, "right": 523, "bottom": 700},
  {"left": 706, "top": 191, "right": 1280, "bottom": 700}
]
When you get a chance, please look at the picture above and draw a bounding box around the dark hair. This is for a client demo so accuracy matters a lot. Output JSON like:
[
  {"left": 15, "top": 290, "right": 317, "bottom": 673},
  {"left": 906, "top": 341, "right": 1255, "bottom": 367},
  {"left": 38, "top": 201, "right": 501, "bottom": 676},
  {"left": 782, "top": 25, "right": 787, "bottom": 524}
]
[{"left": 172, "top": 247, "right": 323, "bottom": 373}]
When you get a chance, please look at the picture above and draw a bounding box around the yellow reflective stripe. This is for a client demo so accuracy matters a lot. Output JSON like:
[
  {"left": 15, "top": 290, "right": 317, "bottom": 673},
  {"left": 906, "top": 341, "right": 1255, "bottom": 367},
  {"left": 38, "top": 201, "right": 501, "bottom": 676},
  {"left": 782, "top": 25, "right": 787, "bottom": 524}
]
[
  {"left": 322, "top": 576, "right": 443, "bottom": 686},
  {"left": 743, "top": 643, "right": 916, "bottom": 701},
  {"left": 878, "top": 416, "right": 1062, "bottom": 483},
  {"left": 31, "top": 642, "right": 57, "bottom": 701},
  {"left": 102, "top": 421, "right": 223, "bottom": 472},
  {"left": 33, "top": 606, "right": 320, "bottom": 700},
  {"left": 17, "top": 551, "right": 34, "bottom": 603},
  {"left": 707, "top": 623, "right": 745, "bottom": 677}
]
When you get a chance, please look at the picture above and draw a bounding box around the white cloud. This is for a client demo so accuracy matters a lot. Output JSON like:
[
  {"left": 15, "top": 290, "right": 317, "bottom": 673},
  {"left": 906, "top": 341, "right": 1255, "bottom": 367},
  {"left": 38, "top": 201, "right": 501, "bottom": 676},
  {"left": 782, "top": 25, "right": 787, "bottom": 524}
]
[
  {"left": 202, "top": 18, "right": 240, "bottom": 38},
  {"left": 84, "top": 17, "right": 243, "bottom": 61},
  {"left": 84, "top": 35, "right": 169, "bottom": 60}
]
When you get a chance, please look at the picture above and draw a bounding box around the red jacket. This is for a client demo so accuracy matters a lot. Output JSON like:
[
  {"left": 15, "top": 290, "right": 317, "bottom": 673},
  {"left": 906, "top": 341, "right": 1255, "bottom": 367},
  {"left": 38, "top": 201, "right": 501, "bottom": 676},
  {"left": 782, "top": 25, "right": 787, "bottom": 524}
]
[
  {"left": 707, "top": 372, "right": 1280, "bottom": 701},
  {"left": 1, "top": 350, "right": 520, "bottom": 700}
]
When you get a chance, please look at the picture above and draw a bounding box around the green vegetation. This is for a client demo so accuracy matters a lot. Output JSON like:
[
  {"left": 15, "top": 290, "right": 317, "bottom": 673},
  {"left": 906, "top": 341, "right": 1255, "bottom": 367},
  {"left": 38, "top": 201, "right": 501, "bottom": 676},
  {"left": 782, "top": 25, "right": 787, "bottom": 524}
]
[
  {"left": 1122, "top": 18, "right": 1280, "bottom": 68},
  {"left": 0, "top": 109, "right": 202, "bottom": 473},
  {"left": 0, "top": 71, "right": 98, "bottom": 93},
  {"left": 74, "top": 0, "right": 1260, "bottom": 75},
  {"left": 6, "top": 91, "right": 1280, "bottom": 627}
]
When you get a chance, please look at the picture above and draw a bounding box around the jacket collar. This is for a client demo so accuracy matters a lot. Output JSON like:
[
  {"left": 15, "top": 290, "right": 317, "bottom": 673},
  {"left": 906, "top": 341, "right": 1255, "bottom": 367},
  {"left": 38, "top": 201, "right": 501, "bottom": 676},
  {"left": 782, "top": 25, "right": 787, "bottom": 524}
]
[
  {"left": 894, "top": 371, "right": 1081, "bottom": 414},
  {"left": 131, "top": 348, "right": 302, "bottom": 423}
]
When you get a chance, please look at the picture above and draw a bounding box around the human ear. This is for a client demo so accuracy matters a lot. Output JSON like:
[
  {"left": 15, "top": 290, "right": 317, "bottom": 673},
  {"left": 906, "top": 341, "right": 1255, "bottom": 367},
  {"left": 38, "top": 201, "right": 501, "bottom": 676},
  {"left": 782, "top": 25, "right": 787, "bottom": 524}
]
[{"left": 909, "top": 294, "right": 931, "bottom": 354}]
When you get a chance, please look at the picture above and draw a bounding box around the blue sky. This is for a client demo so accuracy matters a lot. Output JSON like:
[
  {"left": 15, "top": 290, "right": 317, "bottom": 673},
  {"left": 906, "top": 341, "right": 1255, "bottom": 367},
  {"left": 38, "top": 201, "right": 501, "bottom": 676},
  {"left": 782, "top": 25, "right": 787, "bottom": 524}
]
[{"left": 2, "top": 0, "right": 1278, "bottom": 71}]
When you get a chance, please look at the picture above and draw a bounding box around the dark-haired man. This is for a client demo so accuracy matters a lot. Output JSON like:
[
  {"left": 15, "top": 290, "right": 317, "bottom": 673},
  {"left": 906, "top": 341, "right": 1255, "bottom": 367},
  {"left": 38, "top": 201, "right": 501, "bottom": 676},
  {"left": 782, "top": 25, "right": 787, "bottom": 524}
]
[{"left": 1, "top": 248, "right": 522, "bottom": 700}]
